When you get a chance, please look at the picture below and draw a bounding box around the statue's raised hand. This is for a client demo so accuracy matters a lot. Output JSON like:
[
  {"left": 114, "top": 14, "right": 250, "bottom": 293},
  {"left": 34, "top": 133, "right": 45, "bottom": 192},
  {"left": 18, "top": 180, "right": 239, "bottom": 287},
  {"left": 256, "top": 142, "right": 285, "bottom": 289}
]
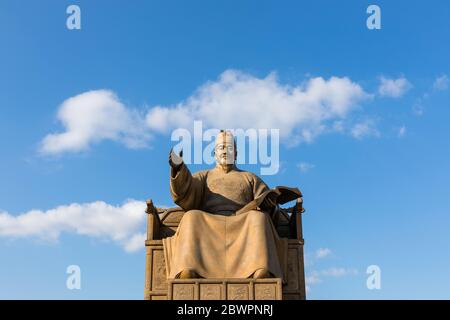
[{"left": 169, "top": 148, "right": 183, "bottom": 170}]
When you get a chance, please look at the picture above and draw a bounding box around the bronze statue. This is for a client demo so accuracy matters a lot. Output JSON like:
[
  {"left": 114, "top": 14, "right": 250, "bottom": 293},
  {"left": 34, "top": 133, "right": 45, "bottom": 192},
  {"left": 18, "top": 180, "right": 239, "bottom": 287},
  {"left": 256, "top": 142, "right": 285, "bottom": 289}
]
[{"left": 163, "top": 130, "right": 297, "bottom": 282}]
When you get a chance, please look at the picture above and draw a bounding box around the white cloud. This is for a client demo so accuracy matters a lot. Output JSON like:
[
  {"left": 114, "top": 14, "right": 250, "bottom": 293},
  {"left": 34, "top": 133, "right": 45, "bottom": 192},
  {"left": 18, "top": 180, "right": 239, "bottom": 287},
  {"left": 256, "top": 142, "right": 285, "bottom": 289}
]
[
  {"left": 297, "top": 162, "right": 315, "bottom": 173},
  {"left": 433, "top": 74, "right": 449, "bottom": 91},
  {"left": 351, "top": 119, "right": 380, "bottom": 139},
  {"left": 40, "top": 90, "right": 150, "bottom": 155},
  {"left": 0, "top": 199, "right": 147, "bottom": 253},
  {"left": 40, "top": 70, "right": 373, "bottom": 155},
  {"left": 315, "top": 247, "right": 331, "bottom": 259},
  {"left": 378, "top": 76, "right": 412, "bottom": 98},
  {"left": 146, "top": 70, "right": 371, "bottom": 143}
]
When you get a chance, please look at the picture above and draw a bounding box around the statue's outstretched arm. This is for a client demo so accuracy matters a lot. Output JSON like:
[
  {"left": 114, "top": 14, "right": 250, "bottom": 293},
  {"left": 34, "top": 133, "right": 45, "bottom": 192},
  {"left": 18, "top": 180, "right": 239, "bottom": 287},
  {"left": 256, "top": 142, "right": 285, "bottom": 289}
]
[{"left": 169, "top": 149, "right": 206, "bottom": 211}]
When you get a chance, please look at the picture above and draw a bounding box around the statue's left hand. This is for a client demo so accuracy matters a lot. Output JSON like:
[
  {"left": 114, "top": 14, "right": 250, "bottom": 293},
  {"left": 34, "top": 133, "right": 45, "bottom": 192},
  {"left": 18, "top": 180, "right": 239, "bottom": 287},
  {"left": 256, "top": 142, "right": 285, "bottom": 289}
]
[{"left": 261, "top": 193, "right": 277, "bottom": 211}]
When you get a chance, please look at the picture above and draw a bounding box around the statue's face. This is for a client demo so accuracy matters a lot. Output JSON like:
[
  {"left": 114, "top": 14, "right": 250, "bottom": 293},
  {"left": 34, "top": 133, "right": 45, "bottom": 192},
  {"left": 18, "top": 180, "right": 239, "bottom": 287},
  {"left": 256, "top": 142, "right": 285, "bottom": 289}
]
[{"left": 214, "top": 132, "right": 236, "bottom": 166}]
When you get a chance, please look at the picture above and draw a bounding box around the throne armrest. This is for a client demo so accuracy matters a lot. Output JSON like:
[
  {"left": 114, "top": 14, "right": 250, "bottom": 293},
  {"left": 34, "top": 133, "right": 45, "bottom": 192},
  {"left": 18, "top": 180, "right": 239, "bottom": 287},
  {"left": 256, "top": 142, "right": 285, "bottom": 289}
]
[
  {"left": 146, "top": 200, "right": 186, "bottom": 240},
  {"left": 146, "top": 199, "right": 161, "bottom": 240},
  {"left": 289, "top": 197, "right": 305, "bottom": 241}
]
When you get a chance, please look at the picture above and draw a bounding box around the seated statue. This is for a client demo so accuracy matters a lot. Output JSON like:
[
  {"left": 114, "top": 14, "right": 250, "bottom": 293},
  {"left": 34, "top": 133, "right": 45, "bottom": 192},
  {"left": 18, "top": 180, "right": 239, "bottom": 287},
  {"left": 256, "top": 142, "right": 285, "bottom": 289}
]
[{"left": 163, "top": 130, "right": 293, "bottom": 281}]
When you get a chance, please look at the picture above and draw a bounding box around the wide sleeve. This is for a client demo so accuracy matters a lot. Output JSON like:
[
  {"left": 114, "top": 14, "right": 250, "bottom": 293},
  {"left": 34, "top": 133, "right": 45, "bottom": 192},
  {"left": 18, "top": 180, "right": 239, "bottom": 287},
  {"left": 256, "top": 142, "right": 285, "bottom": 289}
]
[
  {"left": 252, "top": 174, "right": 270, "bottom": 199},
  {"left": 253, "top": 174, "right": 279, "bottom": 213},
  {"left": 235, "top": 173, "right": 274, "bottom": 215},
  {"left": 170, "top": 164, "right": 206, "bottom": 211}
]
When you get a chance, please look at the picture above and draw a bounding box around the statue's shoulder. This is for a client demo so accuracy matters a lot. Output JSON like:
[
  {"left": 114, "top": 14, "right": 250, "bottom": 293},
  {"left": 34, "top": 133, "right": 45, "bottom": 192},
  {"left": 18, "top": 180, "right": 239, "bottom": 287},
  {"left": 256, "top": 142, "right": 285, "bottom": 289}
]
[
  {"left": 234, "top": 168, "right": 263, "bottom": 182},
  {"left": 192, "top": 168, "right": 210, "bottom": 179}
]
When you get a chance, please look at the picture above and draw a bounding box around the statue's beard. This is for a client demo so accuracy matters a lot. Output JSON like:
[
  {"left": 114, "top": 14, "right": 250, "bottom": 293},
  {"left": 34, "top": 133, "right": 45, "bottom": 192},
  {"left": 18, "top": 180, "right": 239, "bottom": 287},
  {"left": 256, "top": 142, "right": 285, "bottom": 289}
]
[{"left": 215, "top": 153, "right": 235, "bottom": 168}]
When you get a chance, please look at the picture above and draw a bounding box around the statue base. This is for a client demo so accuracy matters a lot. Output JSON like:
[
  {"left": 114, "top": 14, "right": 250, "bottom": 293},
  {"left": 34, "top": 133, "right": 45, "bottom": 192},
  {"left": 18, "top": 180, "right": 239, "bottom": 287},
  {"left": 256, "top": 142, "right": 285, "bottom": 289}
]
[{"left": 168, "top": 278, "right": 282, "bottom": 300}]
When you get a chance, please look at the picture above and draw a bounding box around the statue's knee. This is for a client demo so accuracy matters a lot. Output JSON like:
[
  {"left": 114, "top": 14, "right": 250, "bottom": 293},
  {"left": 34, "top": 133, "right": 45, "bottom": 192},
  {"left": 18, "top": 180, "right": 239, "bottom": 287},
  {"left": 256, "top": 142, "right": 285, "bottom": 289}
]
[
  {"left": 177, "top": 268, "right": 200, "bottom": 279},
  {"left": 181, "top": 210, "right": 202, "bottom": 225},
  {"left": 185, "top": 210, "right": 203, "bottom": 217},
  {"left": 252, "top": 268, "right": 272, "bottom": 279},
  {"left": 248, "top": 210, "right": 264, "bottom": 220}
]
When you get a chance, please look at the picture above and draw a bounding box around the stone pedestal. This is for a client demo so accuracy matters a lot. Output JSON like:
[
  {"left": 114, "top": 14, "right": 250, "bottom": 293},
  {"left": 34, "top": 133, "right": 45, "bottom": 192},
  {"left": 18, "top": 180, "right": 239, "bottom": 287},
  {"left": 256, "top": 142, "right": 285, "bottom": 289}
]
[
  {"left": 168, "top": 278, "right": 282, "bottom": 300},
  {"left": 144, "top": 239, "right": 305, "bottom": 300}
]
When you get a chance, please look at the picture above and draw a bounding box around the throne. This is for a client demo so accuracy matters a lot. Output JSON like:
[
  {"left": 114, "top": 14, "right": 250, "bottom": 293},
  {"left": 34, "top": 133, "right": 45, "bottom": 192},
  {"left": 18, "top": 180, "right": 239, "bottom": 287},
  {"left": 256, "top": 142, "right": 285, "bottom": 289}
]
[{"left": 144, "top": 196, "right": 306, "bottom": 300}]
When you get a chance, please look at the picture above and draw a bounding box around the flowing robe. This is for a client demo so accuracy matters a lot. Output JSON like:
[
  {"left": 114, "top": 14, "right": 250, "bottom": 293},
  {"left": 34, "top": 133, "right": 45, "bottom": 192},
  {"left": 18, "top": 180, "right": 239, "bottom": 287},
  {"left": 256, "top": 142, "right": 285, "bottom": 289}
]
[{"left": 163, "top": 164, "right": 288, "bottom": 280}]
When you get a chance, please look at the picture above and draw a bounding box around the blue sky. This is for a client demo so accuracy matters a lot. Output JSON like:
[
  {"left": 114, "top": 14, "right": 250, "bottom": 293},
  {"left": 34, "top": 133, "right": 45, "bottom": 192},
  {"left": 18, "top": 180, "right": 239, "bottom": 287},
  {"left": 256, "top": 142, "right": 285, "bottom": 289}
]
[{"left": 1, "top": 0, "right": 450, "bottom": 299}]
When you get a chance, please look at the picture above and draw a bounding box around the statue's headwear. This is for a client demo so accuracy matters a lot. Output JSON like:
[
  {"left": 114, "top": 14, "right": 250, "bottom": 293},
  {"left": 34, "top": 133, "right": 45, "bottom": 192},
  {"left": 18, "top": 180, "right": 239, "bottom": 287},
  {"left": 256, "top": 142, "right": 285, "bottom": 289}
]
[{"left": 215, "top": 130, "right": 236, "bottom": 149}]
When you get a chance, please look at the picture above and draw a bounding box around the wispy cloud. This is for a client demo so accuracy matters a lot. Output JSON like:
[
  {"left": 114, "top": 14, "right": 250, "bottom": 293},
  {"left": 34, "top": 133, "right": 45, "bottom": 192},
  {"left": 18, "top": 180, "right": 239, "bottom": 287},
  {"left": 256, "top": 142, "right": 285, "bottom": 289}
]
[
  {"left": 306, "top": 271, "right": 322, "bottom": 285},
  {"left": 433, "top": 74, "right": 449, "bottom": 91},
  {"left": 305, "top": 267, "right": 359, "bottom": 290},
  {"left": 412, "top": 99, "right": 425, "bottom": 116},
  {"left": 297, "top": 162, "right": 315, "bottom": 173},
  {"left": 411, "top": 75, "right": 448, "bottom": 116},
  {"left": 305, "top": 247, "right": 359, "bottom": 291},
  {"left": 351, "top": 119, "right": 380, "bottom": 139},
  {"left": 398, "top": 125, "right": 406, "bottom": 138},
  {"left": 315, "top": 247, "right": 331, "bottom": 259},
  {"left": 320, "top": 267, "right": 358, "bottom": 277},
  {"left": 378, "top": 76, "right": 412, "bottom": 98},
  {"left": 0, "top": 200, "right": 147, "bottom": 253}
]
